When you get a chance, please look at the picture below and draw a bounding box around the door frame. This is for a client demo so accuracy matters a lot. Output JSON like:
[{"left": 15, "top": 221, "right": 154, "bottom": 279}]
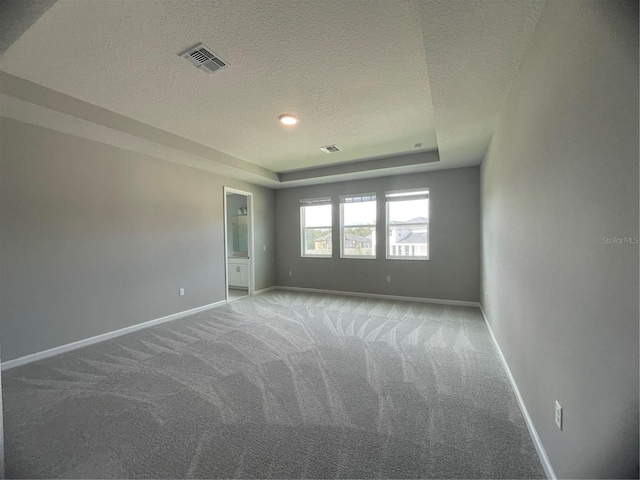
[{"left": 223, "top": 187, "right": 255, "bottom": 302}]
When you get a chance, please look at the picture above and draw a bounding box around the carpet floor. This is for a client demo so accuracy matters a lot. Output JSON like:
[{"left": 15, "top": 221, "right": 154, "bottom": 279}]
[{"left": 2, "top": 291, "right": 545, "bottom": 479}]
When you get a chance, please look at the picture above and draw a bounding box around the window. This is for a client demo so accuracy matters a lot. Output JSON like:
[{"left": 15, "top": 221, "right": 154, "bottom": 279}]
[
  {"left": 300, "top": 197, "right": 332, "bottom": 257},
  {"left": 340, "top": 193, "right": 376, "bottom": 258},
  {"left": 386, "top": 189, "right": 429, "bottom": 260}
]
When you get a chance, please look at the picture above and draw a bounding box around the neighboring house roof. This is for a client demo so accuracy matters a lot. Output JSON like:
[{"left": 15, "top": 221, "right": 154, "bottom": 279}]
[
  {"left": 396, "top": 232, "right": 427, "bottom": 244},
  {"left": 345, "top": 233, "right": 369, "bottom": 243},
  {"left": 389, "top": 217, "right": 429, "bottom": 225},
  {"left": 315, "top": 233, "right": 369, "bottom": 243},
  {"left": 315, "top": 233, "right": 332, "bottom": 242}
]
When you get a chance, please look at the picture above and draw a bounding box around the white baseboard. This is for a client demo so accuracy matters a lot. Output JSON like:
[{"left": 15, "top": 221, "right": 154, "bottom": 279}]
[
  {"left": 479, "top": 306, "right": 556, "bottom": 480},
  {"left": 253, "top": 286, "right": 277, "bottom": 296},
  {"left": 1, "top": 300, "right": 226, "bottom": 371},
  {"left": 276, "top": 286, "right": 480, "bottom": 307}
]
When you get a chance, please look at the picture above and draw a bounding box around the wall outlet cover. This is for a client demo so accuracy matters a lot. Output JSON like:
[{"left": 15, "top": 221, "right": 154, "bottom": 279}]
[{"left": 555, "top": 400, "right": 563, "bottom": 430}]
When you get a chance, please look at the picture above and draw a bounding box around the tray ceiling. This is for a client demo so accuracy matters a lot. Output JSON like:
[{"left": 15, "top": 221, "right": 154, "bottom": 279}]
[{"left": 0, "top": 0, "right": 545, "bottom": 187}]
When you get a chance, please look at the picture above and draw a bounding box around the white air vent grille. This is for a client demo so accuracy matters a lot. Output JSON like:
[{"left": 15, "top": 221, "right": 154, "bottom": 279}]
[
  {"left": 179, "top": 43, "right": 228, "bottom": 74},
  {"left": 320, "top": 145, "right": 341, "bottom": 153}
]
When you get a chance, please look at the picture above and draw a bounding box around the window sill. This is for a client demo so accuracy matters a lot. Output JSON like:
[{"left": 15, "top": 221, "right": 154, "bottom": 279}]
[{"left": 386, "top": 256, "right": 429, "bottom": 261}]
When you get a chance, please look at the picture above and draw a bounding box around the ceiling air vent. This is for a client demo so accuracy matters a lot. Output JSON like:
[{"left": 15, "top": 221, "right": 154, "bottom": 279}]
[
  {"left": 179, "top": 43, "right": 228, "bottom": 74},
  {"left": 320, "top": 145, "right": 341, "bottom": 153}
]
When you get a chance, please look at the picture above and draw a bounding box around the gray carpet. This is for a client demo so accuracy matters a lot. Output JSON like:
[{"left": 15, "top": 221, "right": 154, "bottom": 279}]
[{"left": 2, "top": 291, "right": 545, "bottom": 479}]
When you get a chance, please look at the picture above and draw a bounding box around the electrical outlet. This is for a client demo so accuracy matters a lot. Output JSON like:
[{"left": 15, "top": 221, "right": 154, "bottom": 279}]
[
  {"left": 179, "top": 288, "right": 185, "bottom": 296},
  {"left": 555, "top": 401, "right": 563, "bottom": 430},
  {"left": 484, "top": 291, "right": 488, "bottom": 300},
  {"left": 289, "top": 271, "right": 293, "bottom": 277},
  {"left": 263, "top": 245, "right": 266, "bottom": 251},
  {"left": 386, "top": 276, "right": 391, "bottom": 283}
]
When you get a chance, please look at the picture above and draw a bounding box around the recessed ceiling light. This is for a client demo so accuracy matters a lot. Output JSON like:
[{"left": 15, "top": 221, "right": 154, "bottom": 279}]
[{"left": 279, "top": 114, "right": 298, "bottom": 126}]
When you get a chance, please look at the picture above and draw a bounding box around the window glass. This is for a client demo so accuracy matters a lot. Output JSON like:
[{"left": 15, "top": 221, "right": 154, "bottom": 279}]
[
  {"left": 386, "top": 189, "right": 429, "bottom": 259},
  {"left": 341, "top": 194, "right": 376, "bottom": 258},
  {"left": 300, "top": 199, "right": 332, "bottom": 257}
]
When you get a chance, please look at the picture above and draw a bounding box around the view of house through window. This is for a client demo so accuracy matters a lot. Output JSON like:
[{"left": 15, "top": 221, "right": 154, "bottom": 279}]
[
  {"left": 300, "top": 197, "right": 332, "bottom": 257},
  {"left": 386, "top": 189, "right": 429, "bottom": 259},
  {"left": 340, "top": 193, "right": 376, "bottom": 258}
]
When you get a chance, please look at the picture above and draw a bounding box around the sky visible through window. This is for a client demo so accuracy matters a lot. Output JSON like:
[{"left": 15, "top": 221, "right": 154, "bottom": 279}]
[
  {"left": 304, "top": 199, "right": 429, "bottom": 225},
  {"left": 344, "top": 201, "right": 376, "bottom": 225},
  {"left": 389, "top": 199, "right": 429, "bottom": 222},
  {"left": 304, "top": 204, "right": 331, "bottom": 227}
]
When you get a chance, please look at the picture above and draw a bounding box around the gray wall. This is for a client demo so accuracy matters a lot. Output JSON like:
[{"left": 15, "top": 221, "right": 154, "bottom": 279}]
[
  {"left": 275, "top": 167, "right": 480, "bottom": 302},
  {"left": 480, "top": 1, "right": 638, "bottom": 478},
  {"left": 0, "top": 118, "right": 276, "bottom": 362}
]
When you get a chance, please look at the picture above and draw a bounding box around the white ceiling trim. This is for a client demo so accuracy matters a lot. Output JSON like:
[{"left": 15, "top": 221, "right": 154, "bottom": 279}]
[
  {"left": 0, "top": 95, "right": 277, "bottom": 186},
  {"left": 280, "top": 150, "right": 439, "bottom": 183},
  {"left": 1, "top": 73, "right": 448, "bottom": 188},
  {"left": 0, "top": 71, "right": 279, "bottom": 183}
]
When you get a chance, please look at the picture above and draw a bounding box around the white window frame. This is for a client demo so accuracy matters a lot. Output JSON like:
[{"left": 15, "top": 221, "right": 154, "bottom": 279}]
[
  {"left": 339, "top": 193, "right": 376, "bottom": 259},
  {"left": 385, "top": 188, "right": 429, "bottom": 261},
  {"left": 300, "top": 197, "right": 332, "bottom": 258}
]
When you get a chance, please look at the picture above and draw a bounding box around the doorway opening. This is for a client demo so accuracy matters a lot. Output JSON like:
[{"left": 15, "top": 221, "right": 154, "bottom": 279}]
[{"left": 223, "top": 188, "right": 254, "bottom": 302}]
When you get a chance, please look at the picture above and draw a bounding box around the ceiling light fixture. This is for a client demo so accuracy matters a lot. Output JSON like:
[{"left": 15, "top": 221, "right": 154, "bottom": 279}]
[{"left": 279, "top": 114, "right": 298, "bottom": 126}]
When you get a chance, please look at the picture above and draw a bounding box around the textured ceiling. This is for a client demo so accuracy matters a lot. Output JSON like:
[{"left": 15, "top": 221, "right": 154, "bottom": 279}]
[
  {"left": 419, "top": 0, "right": 545, "bottom": 166},
  {"left": 0, "top": 0, "right": 546, "bottom": 187},
  {"left": 0, "top": 0, "right": 436, "bottom": 172}
]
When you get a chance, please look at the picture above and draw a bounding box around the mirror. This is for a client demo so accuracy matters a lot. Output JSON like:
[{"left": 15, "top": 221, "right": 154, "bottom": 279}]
[
  {"left": 226, "top": 193, "right": 248, "bottom": 256},
  {"left": 232, "top": 213, "right": 248, "bottom": 252}
]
